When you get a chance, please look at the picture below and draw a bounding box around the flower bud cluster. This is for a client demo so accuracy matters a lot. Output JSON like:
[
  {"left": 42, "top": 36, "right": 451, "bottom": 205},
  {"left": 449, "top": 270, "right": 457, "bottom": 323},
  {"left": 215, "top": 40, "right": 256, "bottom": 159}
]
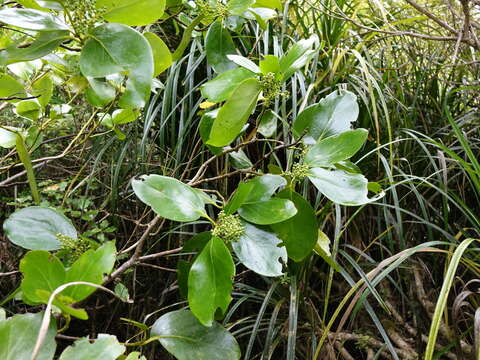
[
  {"left": 212, "top": 211, "right": 244, "bottom": 243},
  {"left": 197, "top": 0, "right": 229, "bottom": 22},
  {"left": 260, "top": 72, "right": 289, "bottom": 106},
  {"left": 57, "top": 233, "right": 91, "bottom": 260},
  {"left": 284, "top": 163, "right": 310, "bottom": 183},
  {"left": 65, "top": 0, "right": 106, "bottom": 37}
]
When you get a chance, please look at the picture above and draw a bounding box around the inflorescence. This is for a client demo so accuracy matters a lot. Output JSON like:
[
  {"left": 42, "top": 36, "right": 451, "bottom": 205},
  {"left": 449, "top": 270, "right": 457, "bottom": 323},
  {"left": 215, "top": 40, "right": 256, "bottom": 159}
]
[{"left": 212, "top": 211, "right": 244, "bottom": 243}]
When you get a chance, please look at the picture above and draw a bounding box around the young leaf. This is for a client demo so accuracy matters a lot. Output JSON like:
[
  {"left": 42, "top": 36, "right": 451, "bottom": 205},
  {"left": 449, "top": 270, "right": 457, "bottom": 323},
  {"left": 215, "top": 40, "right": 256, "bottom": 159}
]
[
  {"left": 0, "top": 74, "right": 26, "bottom": 101},
  {"left": 201, "top": 67, "right": 255, "bottom": 103},
  {"left": 143, "top": 32, "right": 172, "bottom": 76},
  {"left": 232, "top": 222, "right": 287, "bottom": 277},
  {"left": 226, "top": 55, "right": 261, "bottom": 73},
  {"left": 0, "top": 126, "right": 21, "bottom": 149},
  {"left": 314, "top": 230, "right": 339, "bottom": 271},
  {"left": 111, "top": 108, "right": 140, "bottom": 125},
  {"left": 15, "top": 99, "right": 41, "bottom": 120},
  {"left": 31, "top": 73, "right": 53, "bottom": 108},
  {"left": 0, "top": 8, "right": 67, "bottom": 31},
  {"left": 96, "top": 0, "right": 166, "bottom": 26},
  {"left": 59, "top": 334, "right": 125, "bottom": 360},
  {"left": 292, "top": 90, "right": 359, "bottom": 144},
  {"left": 132, "top": 175, "right": 207, "bottom": 222},
  {"left": 188, "top": 237, "right": 235, "bottom": 326},
  {"left": 151, "top": 310, "right": 241, "bottom": 360},
  {"left": 80, "top": 23, "right": 154, "bottom": 109},
  {"left": 304, "top": 129, "right": 368, "bottom": 167},
  {"left": 259, "top": 55, "right": 280, "bottom": 75},
  {"left": 206, "top": 21, "right": 237, "bottom": 73},
  {"left": 307, "top": 168, "right": 384, "bottom": 206},
  {"left": 0, "top": 312, "right": 57, "bottom": 360},
  {"left": 20, "top": 250, "right": 66, "bottom": 304},
  {"left": 224, "top": 181, "right": 254, "bottom": 215},
  {"left": 207, "top": 78, "right": 261, "bottom": 147},
  {"left": 279, "top": 35, "right": 317, "bottom": 77},
  {"left": 4, "top": 206, "right": 77, "bottom": 250},
  {"left": 238, "top": 198, "right": 297, "bottom": 225},
  {"left": 270, "top": 190, "right": 318, "bottom": 261}
]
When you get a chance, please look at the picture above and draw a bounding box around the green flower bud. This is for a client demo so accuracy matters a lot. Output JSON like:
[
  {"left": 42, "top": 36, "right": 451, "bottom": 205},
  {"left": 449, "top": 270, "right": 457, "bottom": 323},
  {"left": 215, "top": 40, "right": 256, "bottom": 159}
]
[{"left": 212, "top": 211, "right": 244, "bottom": 243}]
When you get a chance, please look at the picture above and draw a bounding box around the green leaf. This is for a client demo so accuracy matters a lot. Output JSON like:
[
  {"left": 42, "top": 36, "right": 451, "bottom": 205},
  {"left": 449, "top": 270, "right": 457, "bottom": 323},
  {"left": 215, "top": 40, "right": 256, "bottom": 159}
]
[
  {"left": 292, "top": 89, "right": 359, "bottom": 144},
  {"left": 201, "top": 67, "right": 255, "bottom": 103},
  {"left": 313, "top": 230, "right": 339, "bottom": 271},
  {"left": 16, "top": 0, "right": 44, "bottom": 9},
  {"left": 0, "top": 30, "right": 69, "bottom": 65},
  {"left": 132, "top": 174, "right": 207, "bottom": 222},
  {"left": 0, "top": 74, "right": 26, "bottom": 101},
  {"left": 199, "top": 109, "right": 223, "bottom": 154},
  {"left": 258, "top": 109, "right": 277, "bottom": 137},
  {"left": 15, "top": 99, "right": 41, "bottom": 120},
  {"left": 233, "top": 222, "right": 287, "bottom": 276},
  {"left": 271, "top": 190, "right": 318, "bottom": 261},
  {"left": 151, "top": 310, "right": 241, "bottom": 360},
  {"left": 238, "top": 198, "right": 297, "bottom": 225},
  {"left": 207, "top": 78, "right": 260, "bottom": 147},
  {"left": 259, "top": 55, "right": 280, "bottom": 75},
  {"left": 20, "top": 250, "right": 66, "bottom": 304},
  {"left": 80, "top": 23, "right": 154, "bottom": 108},
  {"left": 244, "top": 8, "right": 277, "bottom": 30},
  {"left": 0, "top": 312, "right": 57, "bottom": 360},
  {"left": 0, "top": 126, "right": 20, "bottom": 149},
  {"left": 279, "top": 35, "right": 317, "bottom": 77},
  {"left": 0, "top": 8, "right": 67, "bottom": 31},
  {"left": 85, "top": 77, "right": 116, "bottom": 107},
  {"left": 229, "top": 149, "right": 252, "bottom": 169},
  {"left": 226, "top": 55, "right": 261, "bottom": 73},
  {"left": 31, "top": 73, "right": 53, "bottom": 108},
  {"left": 227, "top": 0, "right": 255, "bottom": 15},
  {"left": 63, "top": 241, "right": 116, "bottom": 301},
  {"left": 224, "top": 181, "right": 254, "bottom": 215},
  {"left": 206, "top": 21, "right": 237, "bottom": 73},
  {"left": 112, "top": 108, "right": 140, "bottom": 125},
  {"left": 244, "top": 174, "right": 286, "bottom": 201},
  {"left": 59, "top": 334, "right": 125, "bottom": 360},
  {"left": 188, "top": 237, "right": 235, "bottom": 326},
  {"left": 307, "top": 168, "right": 384, "bottom": 206},
  {"left": 304, "top": 129, "right": 368, "bottom": 167},
  {"left": 254, "top": 0, "right": 282, "bottom": 9},
  {"left": 124, "top": 352, "right": 147, "bottom": 360},
  {"left": 96, "top": 0, "right": 166, "bottom": 26},
  {"left": 143, "top": 32, "right": 172, "bottom": 76},
  {"left": 4, "top": 206, "right": 77, "bottom": 250}
]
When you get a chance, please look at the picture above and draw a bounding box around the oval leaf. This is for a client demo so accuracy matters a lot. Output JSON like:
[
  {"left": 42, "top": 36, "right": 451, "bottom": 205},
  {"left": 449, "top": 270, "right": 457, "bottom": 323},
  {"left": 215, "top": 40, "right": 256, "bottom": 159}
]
[
  {"left": 188, "top": 237, "right": 235, "bottom": 326},
  {"left": 4, "top": 206, "right": 77, "bottom": 250},
  {"left": 59, "top": 334, "right": 125, "bottom": 360},
  {"left": 143, "top": 32, "right": 172, "bottom": 76},
  {"left": 132, "top": 175, "right": 206, "bottom": 222},
  {"left": 97, "top": 0, "right": 166, "bottom": 26},
  {"left": 201, "top": 67, "right": 255, "bottom": 103},
  {"left": 232, "top": 222, "right": 287, "bottom": 276},
  {"left": 207, "top": 78, "right": 261, "bottom": 147},
  {"left": 206, "top": 21, "right": 237, "bottom": 73},
  {"left": 0, "top": 8, "right": 67, "bottom": 31},
  {"left": 151, "top": 310, "right": 240, "bottom": 360},
  {"left": 238, "top": 198, "right": 297, "bottom": 225}
]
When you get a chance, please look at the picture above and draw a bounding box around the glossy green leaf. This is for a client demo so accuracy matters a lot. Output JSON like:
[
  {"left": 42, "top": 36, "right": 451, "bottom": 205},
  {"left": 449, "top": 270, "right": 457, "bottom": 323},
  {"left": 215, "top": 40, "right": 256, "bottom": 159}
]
[
  {"left": 233, "top": 222, "right": 287, "bottom": 276},
  {"left": 206, "top": 21, "right": 237, "bottom": 73},
  {"left": 259, "top": 55, "right": 280, "bottom": 75},
  {"left": 0, "top": 30, "right": 69, "bottom": 65},
  {"left": 226, "top": 55, "right": 261, "bottom": 73},
  {"left": 63, "top": 241, "right": 116, "bottom": 301},
  {"left": 124, "top": 352, "right": 147, "bottom": 360},
  {"left": 224, "top": 181, "right": 254, "bottom": 215},
  {"left": 132, "top": 174, "right": 207, "bottom": 222},
  {"left": 96, "top": 0, "right": 166, "bottom": 26},
  {"left": 0, "top": 312, "right": 56, "bottom": 360},
  {"left": 85, "top": 77, "right": 116, "bottom": 107},
  {"left": 229, "top": 149, "right": 252, "bottom": 169},
  {"left": 207, "top": 78, "right": 260, "bottom": 147},
  {"left": 279, "top": 35, "right": 317, "bottom": 77},
  {"left": 31, "top": 73, "right": 53, "bottom": 108},
  {"left": 15, "top": 99, "right": 41, "bottom": 120},
  {"left": 16, "top": 0, "right": 44, "bottom": 9},
  {"left": 0, "top": 8, "right": 67, "bottom": 31},
  {"left": 201, "top": 67, "right": 254, "bottom": 103},
  {"left": 254, "top": 0, "right": 282, "bottom": 9},
  {"left": 20, "top": 250, "right": 66, "bottom": 304},
  {"left": 151, "top": 310, "right": 241, "bottom": 360},
  {"left": 188, "top": 237, "right": 235, "bottom": 326},
  {"left": 59, "top": 334, "right": 125, "bottom": 360},
  {"left": 313, "top": 230, "right": 339, "bottom": 271},
  {"left": 244, "top": 7, "right": 277, "bottom": 30},
  {"left": 292, "top": 90, "right": 359, "bottom": 144},
  {"left": 0, "top": 126, "right": 20, "bottom": 149},
  {"left": 227, "top": 0, "right": 255, "bottom": 15},
  {"left": 258, "top": 109, "right": 277, "bottom": 137},
  {"left": 307, "top": 168, "right": 384, "bottom": 205},
  {"left": 270, "top": 190, "right": 318, "bottom": 261},
  {"left": 304, "top": 129, "right": 368, "bottom": 167},
  {"left": 238, "top": 198, "right": 297, "bottom": 225},
  {"left": 4, "top": 206, "right": 77, "bottom": 250},
  {"left": 143, "top": 32, "right": 172, "bottom": 76},
  {"left": 80, "top": 23, "right": 153, "bottom": 108},
  {"left": 281, "top": 49, "right": 316, "bottom": 80},
  {"left": 199, "top": 109, "right": 223, "bottom": 154},
  {"left": 112, "top": 108, "right": 140, "bottom": 125},
  {"left": 0, "top": 74, "right": 25, "bottom": 101},
  {"left": 244, "top": 174, "right": 286, "bottom": 201}
]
